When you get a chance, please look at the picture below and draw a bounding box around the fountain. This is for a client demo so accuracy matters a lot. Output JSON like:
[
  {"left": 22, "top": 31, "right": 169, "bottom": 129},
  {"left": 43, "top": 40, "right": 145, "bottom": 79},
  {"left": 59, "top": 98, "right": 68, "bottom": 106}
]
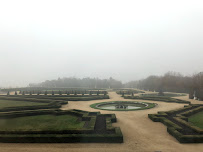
[
  {"left": 115, "top": 104, "right": 128, "bottom": 109},
  {"left": 91, "top": 101, "right": 157, "bottom": 111}
]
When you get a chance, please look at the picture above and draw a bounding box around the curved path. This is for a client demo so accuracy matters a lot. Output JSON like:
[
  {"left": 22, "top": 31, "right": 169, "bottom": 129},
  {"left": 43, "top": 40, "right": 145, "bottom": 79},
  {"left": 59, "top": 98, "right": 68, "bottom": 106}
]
[{"left": 0, "top": 92, "right": 202, "bottom": 152}]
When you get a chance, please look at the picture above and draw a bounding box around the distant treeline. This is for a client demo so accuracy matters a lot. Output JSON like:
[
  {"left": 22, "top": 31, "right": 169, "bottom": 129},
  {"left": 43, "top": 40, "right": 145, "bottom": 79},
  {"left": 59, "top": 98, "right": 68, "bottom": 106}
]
[
  {"left": 2, "top": 72, "right": 203, "bottom": 100},
  {"left": 29, "top": 77, "right": 122, "bottom": 89},
  {"left": 125, "top": 71, "right": 203, "bottom": 96}
]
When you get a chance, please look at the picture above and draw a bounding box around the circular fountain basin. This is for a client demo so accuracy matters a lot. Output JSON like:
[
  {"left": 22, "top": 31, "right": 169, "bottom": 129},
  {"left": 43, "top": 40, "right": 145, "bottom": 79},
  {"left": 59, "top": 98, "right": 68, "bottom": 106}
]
[{"left": 90, "top": 101, "right": 156, "bottom": 111}]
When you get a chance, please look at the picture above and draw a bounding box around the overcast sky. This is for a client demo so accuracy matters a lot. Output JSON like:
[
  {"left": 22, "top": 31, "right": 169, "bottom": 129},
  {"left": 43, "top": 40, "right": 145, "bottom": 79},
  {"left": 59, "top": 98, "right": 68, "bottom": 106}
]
[{"left": 0, "top": 0, "right": 203, "bottom": 87}]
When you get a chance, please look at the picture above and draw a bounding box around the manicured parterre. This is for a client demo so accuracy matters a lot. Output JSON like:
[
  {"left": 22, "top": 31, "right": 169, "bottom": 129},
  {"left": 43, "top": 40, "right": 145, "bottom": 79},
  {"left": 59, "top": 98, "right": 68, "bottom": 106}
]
[
  {"left": 149, "top": 104, "right": 203, "bottom": 143},
  {"left": 0, "top": 93, "right": 123, "bottom": 143}
]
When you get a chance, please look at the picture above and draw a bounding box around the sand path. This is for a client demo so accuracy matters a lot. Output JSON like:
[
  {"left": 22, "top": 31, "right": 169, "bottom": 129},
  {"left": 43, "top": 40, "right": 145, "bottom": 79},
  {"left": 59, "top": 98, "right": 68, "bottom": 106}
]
[{"left": 0, "top": 91, "right": 202, "bottom": 152}]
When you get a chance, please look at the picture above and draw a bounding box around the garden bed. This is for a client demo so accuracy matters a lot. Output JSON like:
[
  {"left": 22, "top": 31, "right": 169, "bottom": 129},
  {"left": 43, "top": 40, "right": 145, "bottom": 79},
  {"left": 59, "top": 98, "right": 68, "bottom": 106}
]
[
  {"left": 139, "top": 93, "right": 187, "bottom": 97},
  {"left": 148, "top": 104, "right": 203, "bottom": 143},
  {"left": 124, "top": 96, "right": 190, "bottom": 104},
  {"left": 0, "top": 96, "right": 67, "bottom": 112},
  {"left": 0, "top": 109, "right": 123, "bottom": 143}
]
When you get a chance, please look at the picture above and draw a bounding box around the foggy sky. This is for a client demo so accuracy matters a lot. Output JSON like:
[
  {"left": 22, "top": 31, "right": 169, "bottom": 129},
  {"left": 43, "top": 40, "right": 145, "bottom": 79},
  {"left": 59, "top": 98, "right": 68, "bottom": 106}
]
[{"left": 0, "top": 0, "right": 203, "bottom": 87}]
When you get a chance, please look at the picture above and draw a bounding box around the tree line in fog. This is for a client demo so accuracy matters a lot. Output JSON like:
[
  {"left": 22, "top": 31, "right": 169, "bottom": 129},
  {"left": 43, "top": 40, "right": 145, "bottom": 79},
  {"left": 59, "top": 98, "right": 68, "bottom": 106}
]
[
  {"left": 28, "top": 71, "right": 203, "bottom": 96},
  {"left": 125, "top": 71, "right": 203, "bottom": 94},
  {"left": 29, "top": 77, "right": 123, "bottom": 89}
]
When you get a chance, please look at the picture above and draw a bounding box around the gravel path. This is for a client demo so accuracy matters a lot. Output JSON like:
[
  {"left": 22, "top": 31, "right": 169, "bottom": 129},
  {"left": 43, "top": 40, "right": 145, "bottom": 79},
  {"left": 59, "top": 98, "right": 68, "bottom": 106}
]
[{"left": 0, "top": 91, "right": 202, "bottom": 152}]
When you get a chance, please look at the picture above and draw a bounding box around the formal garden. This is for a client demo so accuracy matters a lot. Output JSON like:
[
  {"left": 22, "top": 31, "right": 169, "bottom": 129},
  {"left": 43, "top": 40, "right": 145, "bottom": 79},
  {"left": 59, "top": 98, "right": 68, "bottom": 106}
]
[
  {"left": 4, "top": 89, "right": 109, "bottom": 101},
  {"left": 124, "top": 96, "right": 190, "bottom": 104},
  {"left": 0, "top": 92, "right": 123, "bottom": 143},
  {"left": 0, "top": 109, "right": 123, "bottom": 143},
  {"left": 138, "top": 92, "right": 187, "bottom": 97},
  {"left": 148, "top": 104, "right": 203, "bottom": 143},
  {"left": 0, "top": 88, "right": 202, "bottom": 144},
  {"left": 120, "top": 91, "right": 190, "bottom": 104}
]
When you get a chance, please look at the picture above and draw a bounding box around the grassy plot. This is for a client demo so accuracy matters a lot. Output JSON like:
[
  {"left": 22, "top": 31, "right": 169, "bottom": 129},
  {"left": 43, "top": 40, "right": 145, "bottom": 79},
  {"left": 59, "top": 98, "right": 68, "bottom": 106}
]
[
  {"left": 188, "top": 111, "right": 203, "bottom": 129},
  {"left": 0, "top": 99, "right": 48, "bottom": 109},
  {"left": 0, "top": 109, "right": 123, "bottom": 143},
  {"left": 0, "top": 114, "right": 85, "bottom": 131}
]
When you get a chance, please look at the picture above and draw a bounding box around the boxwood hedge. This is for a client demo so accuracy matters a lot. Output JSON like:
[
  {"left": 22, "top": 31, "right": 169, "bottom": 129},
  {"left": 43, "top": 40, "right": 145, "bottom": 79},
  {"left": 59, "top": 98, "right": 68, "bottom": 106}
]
[
  {"left": 148, "top": 104, "right": 203, "bottom": 143},
  {"left": 0, "top": 109, "right": 123, "bottom": 143},
  {"left": 125, "top": 96, "right": 190, "bottom": 104}
]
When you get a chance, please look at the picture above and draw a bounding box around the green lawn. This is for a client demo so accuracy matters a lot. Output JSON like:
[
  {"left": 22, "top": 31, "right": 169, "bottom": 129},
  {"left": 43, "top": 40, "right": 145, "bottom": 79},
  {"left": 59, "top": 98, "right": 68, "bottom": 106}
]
[
  {"left": 0, "top": 114, "right": 85, "bottom": 131},
  {"left": 0, "top": 99, "right": 48, "bottom": 109},
  {"left": 188, "top": 111, "right": 203, "bottom": 129}
]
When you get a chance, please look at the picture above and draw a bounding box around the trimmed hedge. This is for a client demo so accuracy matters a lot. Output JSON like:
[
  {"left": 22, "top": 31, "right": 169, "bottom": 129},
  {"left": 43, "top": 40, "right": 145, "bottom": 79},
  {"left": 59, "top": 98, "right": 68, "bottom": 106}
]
[
  {"left": 0, "top": 96, "right": 67, "bottom": 112},
  {"left": 16, "top": 90, "right": 108, "bottom": 96},
  {"left": 138, "top": 93, "right": 187, "bottom": 97},
  {"left": 116, "top": 89, "right": 145, "bottom": 95},
  {"left": 0, "top": 94, "right": 123, "bottom": 143},
  {"left": 0, "top": 109, "right": 123, "bottom": 143},
  {"left": 1, "top": 95, "right": 110, "bottom": 101},
  {"left": 0, "top": 94, "right": 109, "bottom": 113},
  {"left": 148, "top": 105, "right": 203, "bottom": 143},
  {"left": 0, "top": 133, "right": 123, "bottom": 143},
  {"left": 125, "top": 96, "right": 190, "bottom": 104}
]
